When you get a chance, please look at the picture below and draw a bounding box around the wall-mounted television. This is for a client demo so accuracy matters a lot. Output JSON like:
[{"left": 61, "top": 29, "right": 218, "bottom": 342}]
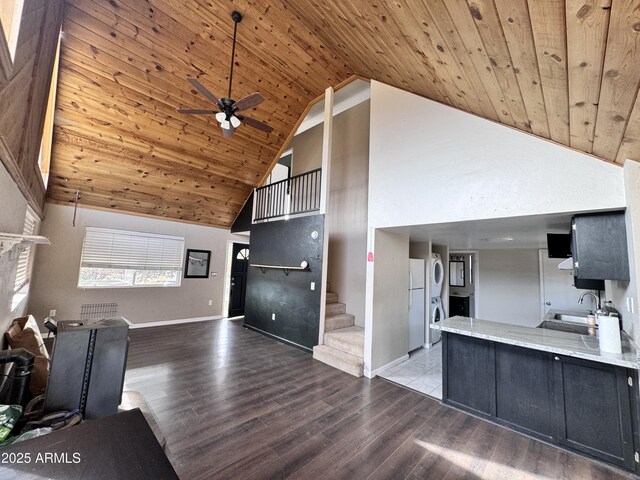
[{"left": 547, "top": 233, "right": 572, "bottom": 258}]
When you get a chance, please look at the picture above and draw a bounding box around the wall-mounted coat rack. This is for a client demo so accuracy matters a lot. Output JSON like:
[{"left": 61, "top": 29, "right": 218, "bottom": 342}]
[
  {"left": 250, "top": 260, "right": 309, "bottom": 276},
  {"left": 0, "top": 233, "right": 50, "bottom": 257}
]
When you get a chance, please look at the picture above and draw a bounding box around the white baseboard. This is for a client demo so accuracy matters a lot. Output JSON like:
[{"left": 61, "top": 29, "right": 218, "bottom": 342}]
[
  {"left": 128, "top": 315, "right": 223, "bottom": 329},
  {"left": 365, "top": 354, "right": 410, "bottom": 378}
]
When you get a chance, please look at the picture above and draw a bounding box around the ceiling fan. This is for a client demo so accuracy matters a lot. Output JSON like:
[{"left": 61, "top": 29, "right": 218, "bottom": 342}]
[{"left": 177, "top": 11, "right": 273, "bottom": 138}]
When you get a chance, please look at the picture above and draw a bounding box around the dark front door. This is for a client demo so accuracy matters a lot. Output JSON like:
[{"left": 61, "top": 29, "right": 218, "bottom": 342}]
[{"left": 228, "top": 243, "right": 249, "bottom": 317}]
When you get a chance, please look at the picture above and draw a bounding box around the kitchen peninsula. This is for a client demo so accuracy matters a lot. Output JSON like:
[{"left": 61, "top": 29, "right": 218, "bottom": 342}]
[{"left": 432, "top": 316, "right": 640, "bottom": 472}]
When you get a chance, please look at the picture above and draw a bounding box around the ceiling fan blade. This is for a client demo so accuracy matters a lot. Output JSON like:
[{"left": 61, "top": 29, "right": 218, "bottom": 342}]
[
  {"left": 232, "top": 92, "right": 265, "bottom": 112},
  {"left": 177, "top": 109, "right": 218, "bottom": 114},
  {"left": 187, "top": 78, "right": 223, "bottom": 108},
  {"left": 222, "top": 124, "right": 234, "bottom": 138},
  {"left": 237, "top": 115, "right": 273, "bottom": 133}
]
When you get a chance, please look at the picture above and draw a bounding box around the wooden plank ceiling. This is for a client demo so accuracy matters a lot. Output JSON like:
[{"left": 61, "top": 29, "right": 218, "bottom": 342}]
[{"left": 50, "top": 0, "right": 640, "bottom": 227}]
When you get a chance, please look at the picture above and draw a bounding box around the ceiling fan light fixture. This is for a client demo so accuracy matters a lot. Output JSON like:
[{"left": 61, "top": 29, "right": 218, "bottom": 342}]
[{"left": 177, "top": 11, "right": 273, "bottom": 137}]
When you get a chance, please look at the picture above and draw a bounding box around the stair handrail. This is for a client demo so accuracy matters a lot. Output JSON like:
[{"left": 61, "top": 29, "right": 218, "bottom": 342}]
[{"left": 250, "top": 261, "right": 309, "bottom": 275}]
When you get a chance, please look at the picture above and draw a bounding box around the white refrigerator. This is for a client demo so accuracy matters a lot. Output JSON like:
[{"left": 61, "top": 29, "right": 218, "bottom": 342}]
[{"left": 409, "top": 259, "right": 426, "bottom": 351}]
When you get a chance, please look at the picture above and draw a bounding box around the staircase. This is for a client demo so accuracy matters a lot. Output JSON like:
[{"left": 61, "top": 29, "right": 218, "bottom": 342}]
[{"left": 313, "top": 292, "right": 364, "bottom": 377}]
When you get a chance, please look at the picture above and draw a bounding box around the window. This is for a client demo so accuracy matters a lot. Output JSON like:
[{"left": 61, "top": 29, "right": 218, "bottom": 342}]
[
  {"left": 38, "top": 31, "right": 61, "bottom": 188},
  {"left": 0, "top": 0, "right": 24, "bottom": 63},
  {"left": 78, "top": 227, "right": 185, "bottom": 289},
  {"left": 13, "top": 209, "right": 37, "bottom": 293},
  {"left": 236, "top": 248, "right": 249, "bottom": 260}
]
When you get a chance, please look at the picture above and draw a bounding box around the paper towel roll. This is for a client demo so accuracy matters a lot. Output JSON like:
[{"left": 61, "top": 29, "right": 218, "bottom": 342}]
[{"left": 598, "top": 315, "right": 622, "bottom": 354}]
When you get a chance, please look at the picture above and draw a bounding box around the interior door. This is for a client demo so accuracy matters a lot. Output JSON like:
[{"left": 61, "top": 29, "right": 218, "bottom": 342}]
[{"left": 228, "top": 243, "right": 249, "bottom": 317}]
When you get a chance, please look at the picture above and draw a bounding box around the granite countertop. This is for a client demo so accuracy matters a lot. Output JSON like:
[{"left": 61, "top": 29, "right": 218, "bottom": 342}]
[{"left": 432, "top": 316, "right": 639, "bottom": 369}]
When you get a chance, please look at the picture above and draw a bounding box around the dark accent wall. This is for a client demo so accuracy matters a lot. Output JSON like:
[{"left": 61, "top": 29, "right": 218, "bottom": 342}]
[
  {"left": 244, "top": 214, "right": 324, "bottom": 350},
  {"left": 231, "top": 192, "right": 253, "bottom": 233}
]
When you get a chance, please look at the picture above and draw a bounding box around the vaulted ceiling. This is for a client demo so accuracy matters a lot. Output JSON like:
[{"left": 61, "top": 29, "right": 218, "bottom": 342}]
[{"left": 50, "top": 0, "right": 640, "bottom": 228}]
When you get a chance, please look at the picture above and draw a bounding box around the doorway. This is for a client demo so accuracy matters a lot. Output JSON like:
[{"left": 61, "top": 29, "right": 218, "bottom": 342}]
[
  {"left": 449, "top": 251, "right": 478, "bottom": 318},
  {"left": 228, "top": 243, "right": 250, "bottom": 318}
]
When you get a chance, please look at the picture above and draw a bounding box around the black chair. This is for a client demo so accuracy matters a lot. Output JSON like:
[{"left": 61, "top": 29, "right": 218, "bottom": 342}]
[{"left": 0, "top": 349, "right": 34, "bottom": 407}]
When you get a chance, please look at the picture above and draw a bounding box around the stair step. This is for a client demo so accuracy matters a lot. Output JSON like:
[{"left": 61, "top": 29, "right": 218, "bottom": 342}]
[
  {"left": 325, "top": 302, "right": 346, "bottom": 316},
  {"left": 313, "top": 345, "right": 363, "bottom": 377},
  {"left": 325, "top": 313, "right": 355, "bottom": 331},
  {"left": 326, "top": 292, "right": 339, "bottom": 304},
  {"left": 324, "top": 326, "right": 364, "bottom": 357}
]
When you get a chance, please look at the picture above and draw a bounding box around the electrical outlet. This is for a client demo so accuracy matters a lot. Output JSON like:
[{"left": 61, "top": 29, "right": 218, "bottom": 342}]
[
  {"left": 49, "top": 309, "right": 56, "bottom": 317},
  {"left": 272, "top": 313, "right": 276, "bottom": 321},
  {"left": 208, "top": 300, "right": 213, "bottom": 306},
  {"left": 310, "top": 282, "right": 315, "bottom": 291}
]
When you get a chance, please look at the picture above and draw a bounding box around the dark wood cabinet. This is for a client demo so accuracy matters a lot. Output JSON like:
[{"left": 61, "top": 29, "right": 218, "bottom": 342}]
[
  {"left": 554, "top": 355, "right": 635, "bottom": 470},
  {"left": 572, "top": 211, "right": 630, "bottom": 281},
  {"left": 442, "top": 332, "right": 637, "bottom": 471},
  {"left": 495, "top": 343, "right": 556, "bottom": 441},
  {"left": 449, "top": 295, "right": 470, "bottom": 317},
  {"left": 443, "top": 333, "right": 494, "bottom": 417}
]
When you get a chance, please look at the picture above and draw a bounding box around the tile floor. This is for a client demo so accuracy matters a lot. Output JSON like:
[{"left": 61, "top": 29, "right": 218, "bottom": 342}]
[{"left": 377, "top": 342, "right": 443, "bottom": 400}]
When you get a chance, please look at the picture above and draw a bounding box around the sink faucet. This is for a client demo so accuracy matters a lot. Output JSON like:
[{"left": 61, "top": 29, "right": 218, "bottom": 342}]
[{"left": 578, "top": 291, "right": 600, "bottom": 312}]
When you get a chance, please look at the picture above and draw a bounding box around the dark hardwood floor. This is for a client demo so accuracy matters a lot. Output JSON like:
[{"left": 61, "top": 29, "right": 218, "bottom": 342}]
[{"left": 125, "top": 319, "right": 634, "bottom": 480}]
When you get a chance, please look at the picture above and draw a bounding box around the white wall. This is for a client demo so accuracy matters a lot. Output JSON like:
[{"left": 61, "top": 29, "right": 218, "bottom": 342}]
[
  {"left": 29, "top": 204, "right": 246, "bottom": 325},
  {"left": 607, "top": 161, "right": 640, "bottom": 342},
  {"left": 289, "top": 122, "right": 323, "bottom": 176},
  {"left": 369, "top": 229, "right": 409, "bottom": 372},
  {"left": 368, "top": 81, "right": 625, "bottom": 229},
  {"left": 0, "top": 163, "right": 33, "bottom": 334},
  {"left": 476, "top": 249, "right": 541, "bottom": 327},
  {"left": 326, "top": 101, "right": 370, "bottom": 326}
]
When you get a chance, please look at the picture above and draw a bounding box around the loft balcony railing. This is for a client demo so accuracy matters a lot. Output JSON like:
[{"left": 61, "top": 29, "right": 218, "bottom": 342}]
[{"left": 253, "top": 168, "right": 321, "bottom": 222}]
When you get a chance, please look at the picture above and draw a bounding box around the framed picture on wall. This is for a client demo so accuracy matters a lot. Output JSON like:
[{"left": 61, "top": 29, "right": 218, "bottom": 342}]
[{"left": 184, "top": 249, "right": 211, "bottom": 278}]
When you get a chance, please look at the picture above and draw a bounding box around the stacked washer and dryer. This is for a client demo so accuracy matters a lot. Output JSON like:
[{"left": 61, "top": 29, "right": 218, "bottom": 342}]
[{"left": 429, "top": 253, "right": 445, "bottom": 345}]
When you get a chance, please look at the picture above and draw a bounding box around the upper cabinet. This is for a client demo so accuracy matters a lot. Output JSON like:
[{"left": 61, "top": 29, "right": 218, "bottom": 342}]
[{"left": 572, "top": 211, "right": 630, "bottom": 282}]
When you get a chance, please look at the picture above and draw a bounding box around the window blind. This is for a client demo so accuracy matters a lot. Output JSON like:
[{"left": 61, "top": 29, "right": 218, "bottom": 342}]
[
  {"left": 14, "top": 210, "right": 37, "bottom": 291},
  {"left": 80, "top": 227, "right": 185, "bottom": 271}
]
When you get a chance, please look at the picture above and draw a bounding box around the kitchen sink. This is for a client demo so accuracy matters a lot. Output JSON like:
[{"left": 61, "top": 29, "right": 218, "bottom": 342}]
[
  {"left": 538, "top": 320, "right": 593, "bottom": 336},
  {"left": 551, "top": 313, "right": 589, "bottom": 324},
  {"left": 537, "top": 311, "right": 597, "bottom": 336}
]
